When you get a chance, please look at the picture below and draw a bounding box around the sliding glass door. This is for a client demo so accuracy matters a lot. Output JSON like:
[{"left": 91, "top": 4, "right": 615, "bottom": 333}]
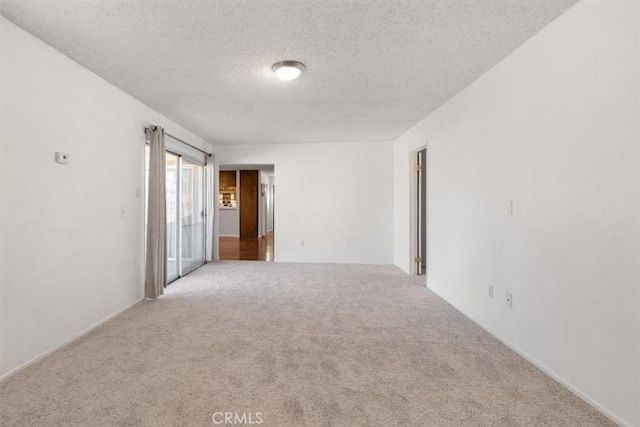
[
  {"left": 165, "top": 152, "right": 180, "bottom": 282},
  {"left": 180, "top": 159, "right": 205, "bottom": 274},
  {"left": 145, "top": 146, "right": 206, "bottom": 285}
]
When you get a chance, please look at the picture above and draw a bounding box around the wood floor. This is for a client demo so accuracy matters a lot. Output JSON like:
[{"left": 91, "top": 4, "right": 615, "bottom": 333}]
[{"left": 219, "top": 232, "right": 274, "bottom": 261}]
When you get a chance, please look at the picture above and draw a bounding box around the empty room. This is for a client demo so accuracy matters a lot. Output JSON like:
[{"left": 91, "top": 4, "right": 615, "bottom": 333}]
[{"left": 0, "top": 1, "right": 638, "bottom": 426}]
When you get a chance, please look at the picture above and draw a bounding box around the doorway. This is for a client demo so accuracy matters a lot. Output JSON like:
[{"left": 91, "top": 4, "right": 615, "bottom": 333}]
[
  {"left": 411, "top": 147, "right": 427, "bottom": 276},
  {"left": 218, "top": 165, "right": 274, "bottom": 261}
]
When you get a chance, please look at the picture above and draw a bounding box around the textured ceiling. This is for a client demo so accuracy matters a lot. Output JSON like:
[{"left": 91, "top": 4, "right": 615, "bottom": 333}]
[{"left": 0, "top": 0, "right": 578, "bottom": 145}]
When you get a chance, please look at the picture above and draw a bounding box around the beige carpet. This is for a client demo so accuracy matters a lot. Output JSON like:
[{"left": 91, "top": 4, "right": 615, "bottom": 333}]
[{"left": 1, "top": 262, "right": 612, "bottom": 426}]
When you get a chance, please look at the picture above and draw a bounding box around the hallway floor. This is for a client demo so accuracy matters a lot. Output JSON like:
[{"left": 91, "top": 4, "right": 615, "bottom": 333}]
[{"left": 219, "top": 232, "right": 274, "bottom": 261}]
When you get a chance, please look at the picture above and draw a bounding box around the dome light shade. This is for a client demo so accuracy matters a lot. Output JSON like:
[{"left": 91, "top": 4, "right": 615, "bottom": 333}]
[{"left": 272, "top": 60, "right": 305, "bottom": 81}]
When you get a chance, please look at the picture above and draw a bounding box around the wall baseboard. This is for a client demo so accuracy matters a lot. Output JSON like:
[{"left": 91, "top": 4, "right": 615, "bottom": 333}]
[
  {"left": 219, "top": 234, "right": 240, "bottom": 238},
  {"left": 0, "top": 298, "right": 144, "bottom": 383},
  {"left": 426, "top": 285, "right": 631, "bottom": 427}
]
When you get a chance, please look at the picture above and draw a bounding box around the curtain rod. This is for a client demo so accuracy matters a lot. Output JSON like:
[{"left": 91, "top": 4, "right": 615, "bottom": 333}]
[{"left": 144, "top": 127, "right": 212, "bottom": 157}]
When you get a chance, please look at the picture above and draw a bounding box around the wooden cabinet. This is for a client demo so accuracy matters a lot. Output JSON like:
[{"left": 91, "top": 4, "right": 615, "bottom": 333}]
[
  {"left": 219, "top": 170, "right": 237, "bottom": 208},
  {"left": 220, "top": 170, "right": 236, "bottom": 188}
]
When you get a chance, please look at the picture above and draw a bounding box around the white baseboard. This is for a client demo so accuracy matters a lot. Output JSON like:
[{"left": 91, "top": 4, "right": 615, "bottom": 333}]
[
  {"left": 426, "top": 285, "right": 630, "bottom": 427},
  {"left": 219, "top": 234, "right": 239, "bottom": 238},
  {"left": 0, "top": 297, "right": 144, "bottom": 383}
]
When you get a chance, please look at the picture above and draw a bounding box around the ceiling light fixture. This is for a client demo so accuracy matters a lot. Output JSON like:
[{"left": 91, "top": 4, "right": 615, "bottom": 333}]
[{"left": 272, "top": 60, "right": 305, "bottom": 81}]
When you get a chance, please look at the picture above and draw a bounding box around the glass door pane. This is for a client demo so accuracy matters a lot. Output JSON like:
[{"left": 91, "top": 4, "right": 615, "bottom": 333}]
[
  {"left": 166, "top": 153, "right": 179, "bottom": 282},
  {"left": 180, "top": 159, "right": 205, "bottom": 274}
]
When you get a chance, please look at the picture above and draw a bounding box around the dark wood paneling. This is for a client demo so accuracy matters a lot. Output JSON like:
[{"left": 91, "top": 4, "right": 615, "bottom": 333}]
[
  {"left": 219, "top": 170, "right": 236, "bottom": 188},
  {"left": 240, "top": 169, "right": 259, "bottom": 186},
  {"left": 240, "top": 170, "right": 259, "bottom": 237}
]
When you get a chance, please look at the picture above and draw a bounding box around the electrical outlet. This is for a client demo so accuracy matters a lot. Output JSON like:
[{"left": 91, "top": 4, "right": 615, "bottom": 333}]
[
  {"left": 506, "top": 292, "right": 513, "bottom": 308},
  {"left": 488, "top": 285, "right": 494, "bottom": 298}
]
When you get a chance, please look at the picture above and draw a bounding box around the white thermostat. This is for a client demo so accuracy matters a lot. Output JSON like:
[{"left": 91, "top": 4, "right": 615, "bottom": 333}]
[{"left": 55, "top": 152, "right": 70, "bottom": 164}]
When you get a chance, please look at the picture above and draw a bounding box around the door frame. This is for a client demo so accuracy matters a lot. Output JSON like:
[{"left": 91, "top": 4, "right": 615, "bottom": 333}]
[
  {"left": 409, "top": 143, "right": 428, "bottom": 278},
  {"left": 214, "top": 165, "right": 276, "bottom": 261}
]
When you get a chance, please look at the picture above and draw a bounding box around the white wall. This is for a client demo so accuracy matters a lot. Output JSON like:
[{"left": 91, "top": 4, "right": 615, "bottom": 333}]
[
  {"left": 393, "top": 1, "right": 639, "bottom": 425},
  {"left": 0, "top": 16, "right": 211, "bottom": 377},
  {"left": 218, "top": 208, "right": 240, "bottom": 237},
  {"left": 213, "top": 142, "right": 394, "bottom": 264}
]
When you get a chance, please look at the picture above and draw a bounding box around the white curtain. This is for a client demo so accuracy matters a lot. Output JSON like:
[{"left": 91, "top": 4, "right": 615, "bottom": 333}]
[
  {"left": 205, "top": 157, "right": 216, "bottom": 262},
  {"left": 145, "top": 125, "right": 166, "bottom": 299}
]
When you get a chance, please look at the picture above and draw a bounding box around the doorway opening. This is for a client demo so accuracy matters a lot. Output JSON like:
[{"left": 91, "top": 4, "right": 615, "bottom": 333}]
[
  {"left": 410, "top": 147, "right": 427, "bottom": 276},
  {"left": 218, "top": 164, "right": 274, "bottom": 261}
]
